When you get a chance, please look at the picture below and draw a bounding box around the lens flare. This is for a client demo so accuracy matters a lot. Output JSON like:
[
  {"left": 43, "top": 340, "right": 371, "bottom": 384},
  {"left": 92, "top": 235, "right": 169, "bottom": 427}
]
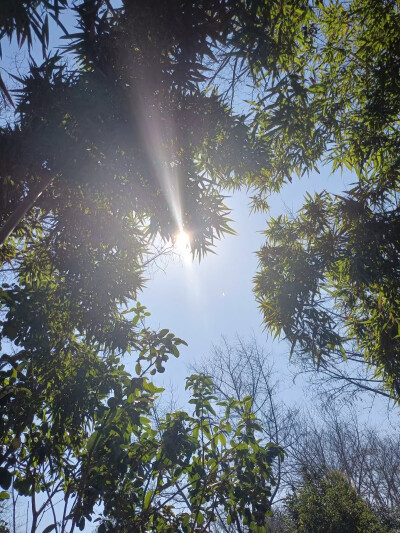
[{"left": 174, "top": 230, "right": 191, "bottom": 258}]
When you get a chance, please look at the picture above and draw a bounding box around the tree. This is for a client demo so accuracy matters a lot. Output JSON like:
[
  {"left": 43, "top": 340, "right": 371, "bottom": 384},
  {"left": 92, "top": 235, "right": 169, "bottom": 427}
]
[
  {"left": 2, "top": 0, "right": 400, "bottom": 527},
  {"left": 0, "top": 0, "right": 269, "bottom": 252},
  {"left": 222, "top": 0, "right": 400, "bottom": 400},
  {"left": 2, "top": 1, "right": 399, "bottom": 401},
  {"left": 0, "top": 1, "right": 66, "bottom": 52},
  {"left": 193, "top": 337, "right": 299, "bottom": 510},
  {"left": 198, "top": 338, "right": 400, "bottom": 531},
  {"left": 254, "top": 188, "right": 400, "bottom": 400},
  {"left": 287, "top": 404, "right": 400, "bottom": 531},
  {"left": 97, "top": 375, "right": 282, "bottom": 533},
  {"left": 0, "top": 369, "right": 282, "bottom": 532},
  {"left": 285, "top": 470, "right": 387, "bottom": 533},
  {"left": 0, "top": 0, "right": 68, "bottom": 106},
  {"left": 0, "top": 3, "right": 279, "bottom": 531},
  {"left": 0, "top": 1, "right": 261, "bottom": 423},
  {"left": 291, "top": 347, "right": 393, "bottom": 407}
]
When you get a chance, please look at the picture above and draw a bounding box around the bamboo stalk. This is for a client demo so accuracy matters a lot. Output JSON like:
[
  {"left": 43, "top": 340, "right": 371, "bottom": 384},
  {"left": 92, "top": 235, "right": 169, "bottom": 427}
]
[{"left": 0, "top": 172, "right": 55, "bottom": 246}]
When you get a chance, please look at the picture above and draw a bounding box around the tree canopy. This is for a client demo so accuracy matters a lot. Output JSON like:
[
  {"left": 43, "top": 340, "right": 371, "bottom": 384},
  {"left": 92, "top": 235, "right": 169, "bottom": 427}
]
[
  {"left": 285, "top": 470, "right": 386, "bottom": 533},
  {"left": 236, "top": 0, "right": 400, "bottom": 400},
  {"left": 1, "top": 0, "right": 400, "bottom": 530},
  {"left": 2, "top": 1, "right": 397, "bottom": 402},
  {"left": 0, "top": 2, "right": 278, "bottom": 531}
]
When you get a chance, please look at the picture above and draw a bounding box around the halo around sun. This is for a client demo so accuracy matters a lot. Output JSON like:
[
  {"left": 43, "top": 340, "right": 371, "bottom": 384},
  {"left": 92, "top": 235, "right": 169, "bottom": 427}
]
[{"left": 174, "top": 230, "right": 191, "bottom": 258}]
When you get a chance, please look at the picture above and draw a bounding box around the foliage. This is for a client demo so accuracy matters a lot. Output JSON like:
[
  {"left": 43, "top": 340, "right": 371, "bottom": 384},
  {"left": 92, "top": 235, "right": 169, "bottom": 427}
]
[
  {"left": 0, "top": 0, "right": 68, "bottom": 105},
  {"left": 0, "top": 0, "right": 265, "bottom": 258},
  {"left": 238, "top": 0, "right": 400, "bottom": 399},
  {"left": 0, "top": 298, "right": 189, "bottom": 530},
  {"left": 199, "top": 338, "right": 400, "bottom": 531},
  {"left": 97, "top": 374, "right": 282, "bottom": 533},
  {"left": 194, "top": 337, "right": 299, "bottom": 510},
  {"left": 285, "top": 470, "right": 387, "bottom": 533},
  {"left": 255, "top": 189, "right": 400, "bottom": 396},
  {"left": 1, "top": 0, "right": 400, "bottom": 528},
  {"left": 0, "top": 0, "right": 66, "bottom": 51},
  {"left": 0, "top": 2, "right": 261, "bottom": 399},
  {"left": 0, "top": 364, "right": 282, "bottom": 532},
  {"left": 0, "top": 3, "right": 280, "bottom": 531},
  {"left": 287, "top": 403, "right": 400, "bottom": 522},
  {"left": 1, "top": 2, "right": 399, "bottom": 405}
]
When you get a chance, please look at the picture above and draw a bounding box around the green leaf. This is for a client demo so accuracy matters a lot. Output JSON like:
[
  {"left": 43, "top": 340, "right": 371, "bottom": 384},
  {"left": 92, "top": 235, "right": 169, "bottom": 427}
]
[
  {"left": 181, "top": 514, "right": 190, "bottom": 527},
  {"left": 86, "top": 431, "right": 98, "bottom": 453},
  {"left": 144, "top": 490, "right": 154, "bottom": 509},
  {"left": 196, "top": 511, "right": 204, "bottom": 526},
  {"left": 172, "top": 345, "right": 180, "bottom": 357}
]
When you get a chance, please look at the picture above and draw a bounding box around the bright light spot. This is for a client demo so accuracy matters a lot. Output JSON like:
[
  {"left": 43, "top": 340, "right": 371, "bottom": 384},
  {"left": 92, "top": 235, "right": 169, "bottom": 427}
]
[{"left": 174, "top": 230, "right": 191, "bottom": 259}]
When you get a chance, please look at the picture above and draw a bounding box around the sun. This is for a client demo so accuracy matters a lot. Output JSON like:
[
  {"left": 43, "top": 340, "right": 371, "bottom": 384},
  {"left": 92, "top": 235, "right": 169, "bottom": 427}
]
[{"left": 174, "top": 230, "right": 191, "bottom": 258}]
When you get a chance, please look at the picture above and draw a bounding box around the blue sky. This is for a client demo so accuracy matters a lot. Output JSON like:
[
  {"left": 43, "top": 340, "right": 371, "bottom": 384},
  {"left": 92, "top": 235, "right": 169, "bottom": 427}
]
[
  {"left": 141, "top": 164, "right": 397, "bottom": 422},
  {"left": 141, "top": 172, "right": 347, "bottom": 404}
]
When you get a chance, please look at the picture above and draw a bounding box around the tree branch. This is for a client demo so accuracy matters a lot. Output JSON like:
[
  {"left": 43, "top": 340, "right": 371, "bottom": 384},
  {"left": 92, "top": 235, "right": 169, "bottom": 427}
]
[{"left": 0, "top": 172, "right": 54, "bottom": 247}]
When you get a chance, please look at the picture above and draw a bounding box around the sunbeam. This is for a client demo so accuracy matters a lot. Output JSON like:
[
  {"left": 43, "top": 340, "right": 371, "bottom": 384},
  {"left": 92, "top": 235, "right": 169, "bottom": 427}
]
[{"left": 174, "top": 229, "right": 191, "bottom": 258}]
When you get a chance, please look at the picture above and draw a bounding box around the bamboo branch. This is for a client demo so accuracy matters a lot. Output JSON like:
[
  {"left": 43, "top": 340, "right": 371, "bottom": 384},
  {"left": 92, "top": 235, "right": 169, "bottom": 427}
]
[{"left": 0, "top": 171, "right": 55, "bottom": 247}]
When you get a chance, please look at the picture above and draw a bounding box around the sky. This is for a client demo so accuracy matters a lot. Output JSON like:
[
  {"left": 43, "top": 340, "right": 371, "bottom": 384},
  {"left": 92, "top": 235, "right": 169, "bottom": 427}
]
[
  {"left": 142, "top": 173, "right": 337, "bottom": 400},
  {"left": 140, "top": 167, "right": 398, "bottom": 421}
]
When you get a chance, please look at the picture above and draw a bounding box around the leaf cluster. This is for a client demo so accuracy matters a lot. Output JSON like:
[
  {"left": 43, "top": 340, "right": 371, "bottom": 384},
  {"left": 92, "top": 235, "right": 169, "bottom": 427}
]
[
  {"left": 238, "top": 0, "right": 400, "bottom": 399},
  {"left": 285, "top": 470, "right": 388, "bottom": 533}
]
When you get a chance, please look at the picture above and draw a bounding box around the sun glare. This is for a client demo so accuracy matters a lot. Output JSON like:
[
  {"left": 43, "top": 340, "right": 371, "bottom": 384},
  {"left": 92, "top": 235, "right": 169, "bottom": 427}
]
[{"left": 174, "top": 230, "right": 191, "bottom": 259}]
